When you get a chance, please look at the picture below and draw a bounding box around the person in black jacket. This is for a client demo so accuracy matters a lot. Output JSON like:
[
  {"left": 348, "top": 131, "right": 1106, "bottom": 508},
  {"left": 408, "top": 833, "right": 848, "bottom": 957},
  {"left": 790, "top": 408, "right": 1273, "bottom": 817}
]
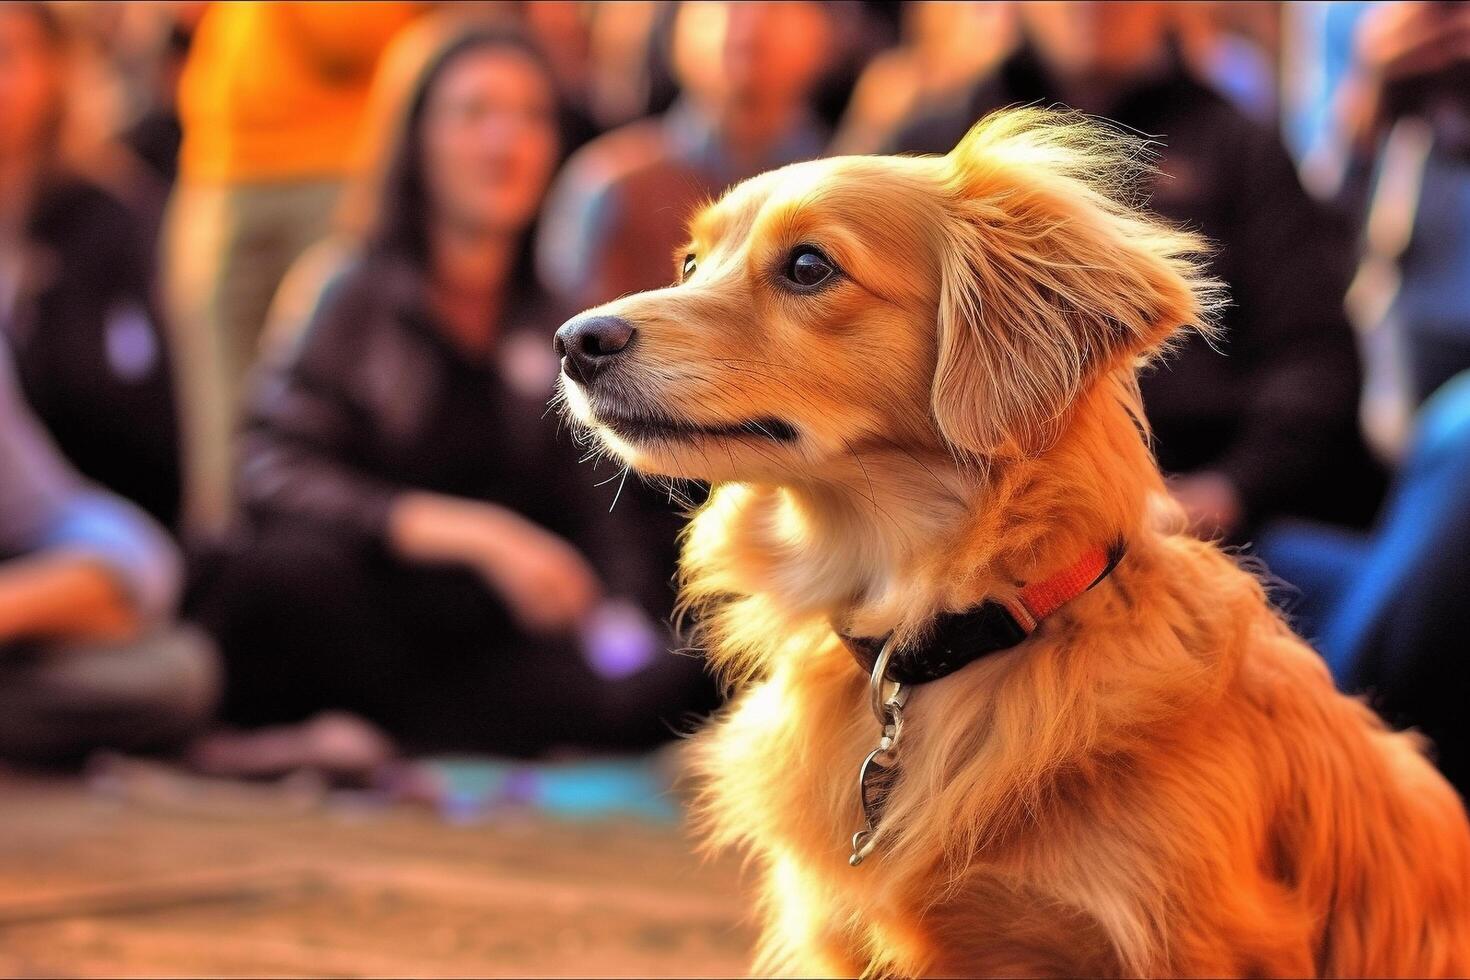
[
  {"left": 0, "top": 2, "right": 181, "bottom": 528},
  {"left": 197, "top": 19, "right": 713, "bottom": 759},
  {"left": 891, "top": 2, "right": 1382, "bottom": 539}
]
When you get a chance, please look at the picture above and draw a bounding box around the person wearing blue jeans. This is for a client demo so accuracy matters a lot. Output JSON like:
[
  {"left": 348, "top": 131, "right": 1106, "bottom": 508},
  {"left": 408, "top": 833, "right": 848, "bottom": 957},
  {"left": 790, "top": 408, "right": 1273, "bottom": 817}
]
[{"left": 1259, "top": 371, "right": 1470, "bottom": 795}]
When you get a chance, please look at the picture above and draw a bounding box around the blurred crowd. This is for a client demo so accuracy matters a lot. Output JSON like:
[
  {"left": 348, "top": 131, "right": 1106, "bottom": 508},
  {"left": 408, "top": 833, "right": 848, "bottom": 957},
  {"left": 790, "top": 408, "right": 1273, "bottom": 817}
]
[{"left": 0, "top": 1, "right": 1467, "bottom": 793}]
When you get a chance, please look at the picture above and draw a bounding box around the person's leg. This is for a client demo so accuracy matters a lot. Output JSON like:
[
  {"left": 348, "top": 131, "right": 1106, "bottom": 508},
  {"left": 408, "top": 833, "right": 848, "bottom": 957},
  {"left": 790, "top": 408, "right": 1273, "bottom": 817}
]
[
  {"left": 162, "top": 180, "right": 236, "bottom": 536},
  {"left": 403, "top": 637, "right": 717, "bottom": 758},
  {"left": 1356, "top": 491, "right": 1470, "bottom": 797},
  {"left": 188, "top": 526, "right": 405, "bottom": 781},
  {"left": 394, "top": 571, "right": 719, "bottom": 756},
  {"left": 1320, "top": 372, "right": 1470, "bottom": 679},
  {"left": 206, "top": 527, "right": 718, "bottom": 757},
  {"left": 163, "top": 180, "right": 342, "bottom": 536},
  {"left": 1334, "top": 372, "right": 1470, "bottom": 795},
  {"left": 0, "top": 625, "right": 219, "bottom": 765},
  {"left": 556, "top": 640, "right": 719, "bottom": 751},
  {"left": 1407, "top": 326, "right": 1470, "bottom": 408},
  {"left": 213, "top": 180, "right": 341, "bottom": 399},
  {"left": 198, "top": 524, "right": 408, "bottom": 729},
  {"left": 1254, "top": 519, "right": 1370, "bottom": 659}
]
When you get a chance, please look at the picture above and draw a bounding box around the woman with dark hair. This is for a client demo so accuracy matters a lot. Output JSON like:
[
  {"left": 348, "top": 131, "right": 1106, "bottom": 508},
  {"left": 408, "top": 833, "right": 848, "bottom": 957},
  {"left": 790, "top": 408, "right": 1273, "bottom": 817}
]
[
  {"left": 0, "top": 1, "right": 181, "bottom": 527},
  {"left": 196, "top": 17, "right": 712, "bottom": 763}
]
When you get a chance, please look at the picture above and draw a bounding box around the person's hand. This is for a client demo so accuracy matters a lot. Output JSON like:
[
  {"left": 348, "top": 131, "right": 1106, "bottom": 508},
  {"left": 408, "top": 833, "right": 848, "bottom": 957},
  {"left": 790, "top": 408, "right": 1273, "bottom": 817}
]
[
  {"left": 389, "top": 492, "right": 602, "bottom": 635},
  {"left": 1342, "top": 2, "right": 1470, "bottom": 148},
  {"left": 1357, "top": 1, "right": 1470, "bottom": 85},
  {"left": 0, "top": 551, "right": 141, "bottom": 647},
  {"left": 464, "top": 508, "right": 603, "bottom": 635},
  {"left": 1169, "top": 471, "right": 1244, "bottom": 541}
]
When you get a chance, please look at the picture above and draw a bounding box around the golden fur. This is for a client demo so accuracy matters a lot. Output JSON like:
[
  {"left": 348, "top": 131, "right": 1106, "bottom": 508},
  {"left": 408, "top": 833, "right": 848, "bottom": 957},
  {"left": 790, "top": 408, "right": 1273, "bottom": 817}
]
[{"left": 556, "top": 109, "right": 1470, "bottom": 977}]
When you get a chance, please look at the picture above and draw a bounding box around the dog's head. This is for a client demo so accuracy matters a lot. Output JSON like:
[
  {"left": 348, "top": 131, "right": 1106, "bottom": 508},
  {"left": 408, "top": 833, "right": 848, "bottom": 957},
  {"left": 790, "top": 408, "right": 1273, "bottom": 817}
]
[{"left": 555, "top": 109, "right": 1217, "bottom": 483}]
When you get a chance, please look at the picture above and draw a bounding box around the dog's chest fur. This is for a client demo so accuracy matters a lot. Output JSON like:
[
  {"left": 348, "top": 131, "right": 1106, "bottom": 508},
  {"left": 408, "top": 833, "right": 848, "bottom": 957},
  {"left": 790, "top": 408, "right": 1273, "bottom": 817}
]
[{"left": 689, "top": 641, "right": 1127, "bottom": 977}]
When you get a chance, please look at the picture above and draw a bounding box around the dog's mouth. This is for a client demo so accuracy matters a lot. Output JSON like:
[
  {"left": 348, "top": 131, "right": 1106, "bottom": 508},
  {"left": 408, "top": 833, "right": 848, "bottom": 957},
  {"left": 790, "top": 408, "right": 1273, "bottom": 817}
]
[{"left": 594, "top": 407, "right": 798, "bottom": 444}]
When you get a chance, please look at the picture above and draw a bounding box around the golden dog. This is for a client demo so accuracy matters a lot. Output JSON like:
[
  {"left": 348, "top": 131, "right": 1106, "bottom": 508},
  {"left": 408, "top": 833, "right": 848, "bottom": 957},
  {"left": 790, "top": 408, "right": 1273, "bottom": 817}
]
[{"left": 553, "top": 109, "right": 1470, "bottom": 977}]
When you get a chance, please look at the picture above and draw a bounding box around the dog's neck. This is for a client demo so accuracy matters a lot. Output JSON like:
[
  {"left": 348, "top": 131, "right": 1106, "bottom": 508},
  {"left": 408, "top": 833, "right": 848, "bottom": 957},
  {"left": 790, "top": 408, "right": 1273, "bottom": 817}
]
[{"left": 680, "top": 377, "right": 1163, "bottom": 665}]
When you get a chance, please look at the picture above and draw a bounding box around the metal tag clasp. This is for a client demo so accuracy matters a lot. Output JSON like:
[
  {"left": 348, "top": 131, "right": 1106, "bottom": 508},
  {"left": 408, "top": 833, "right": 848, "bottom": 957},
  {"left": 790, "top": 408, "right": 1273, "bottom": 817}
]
[{"left": 849, "top": 635, "right": 908, "bottom": 867}]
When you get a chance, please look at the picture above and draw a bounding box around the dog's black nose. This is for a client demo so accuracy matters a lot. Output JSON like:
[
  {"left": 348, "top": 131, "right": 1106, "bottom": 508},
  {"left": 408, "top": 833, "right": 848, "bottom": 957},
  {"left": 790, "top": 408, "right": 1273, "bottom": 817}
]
[{"left": 554, "top": 315, "right": 636, "bottom": 385}]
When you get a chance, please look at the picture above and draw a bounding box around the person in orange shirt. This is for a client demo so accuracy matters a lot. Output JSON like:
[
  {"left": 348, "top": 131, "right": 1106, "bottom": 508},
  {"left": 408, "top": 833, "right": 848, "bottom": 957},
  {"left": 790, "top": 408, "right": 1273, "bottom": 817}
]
[{"left": 162, "top": 1, "right": 420, "bottom": 536}]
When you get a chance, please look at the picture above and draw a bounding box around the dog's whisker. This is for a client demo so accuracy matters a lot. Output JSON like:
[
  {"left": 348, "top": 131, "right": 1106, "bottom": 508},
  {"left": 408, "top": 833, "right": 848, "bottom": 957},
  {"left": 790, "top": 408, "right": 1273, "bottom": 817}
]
[
  {"left": 591, "top": 467, "right": 624, "bottom": 488},
  {"left": 608, "top": 464, "right": 631, "bottom": 513}
]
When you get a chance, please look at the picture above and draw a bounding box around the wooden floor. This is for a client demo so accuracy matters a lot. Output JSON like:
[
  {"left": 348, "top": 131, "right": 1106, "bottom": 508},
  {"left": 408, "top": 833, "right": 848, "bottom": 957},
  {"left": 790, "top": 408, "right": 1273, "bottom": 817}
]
[{"left": 0, "top": 770, "right": 755, "bottom": 978}]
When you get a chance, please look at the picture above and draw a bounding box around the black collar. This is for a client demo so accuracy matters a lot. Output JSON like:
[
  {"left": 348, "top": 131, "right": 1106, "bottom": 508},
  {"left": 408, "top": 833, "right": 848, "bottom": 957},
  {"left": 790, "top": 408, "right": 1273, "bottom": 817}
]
[{"left": 838, "top": 542, "right": 1126, "bottom": 686}]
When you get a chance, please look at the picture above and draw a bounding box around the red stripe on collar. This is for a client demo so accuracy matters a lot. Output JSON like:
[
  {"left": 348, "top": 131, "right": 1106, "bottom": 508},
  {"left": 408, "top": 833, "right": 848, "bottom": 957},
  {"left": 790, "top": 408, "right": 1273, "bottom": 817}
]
[{"left": 1015, "top": 545, "right": 1113, "bottom": 625}]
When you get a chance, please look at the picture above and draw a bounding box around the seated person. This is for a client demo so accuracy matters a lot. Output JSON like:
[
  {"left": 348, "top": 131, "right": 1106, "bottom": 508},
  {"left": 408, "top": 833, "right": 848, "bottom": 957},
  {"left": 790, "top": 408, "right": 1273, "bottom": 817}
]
[
  {"left": 0, "top": 1, "right": 181, "bottom": 528},
  {"left": 198, "top": 20, "right": 715, "bottom": 759},
  {"left": 0, "top": 336, "right": 215, "bottom": 765},
  {"left": 830, "top": 2, "right": 1015, "bottom": 157},
  {"left": 1258, "top": 1, "right": 1470, "bottom": 795},
  {"left": 535, "top": 0, "right": 833, "bottom": 311},
  {"left": 1298, "top": 0, "right": 1470, "bottom": 450},
  {"left": 890, "top": 1, "right": 1383, "bottom": 539}
]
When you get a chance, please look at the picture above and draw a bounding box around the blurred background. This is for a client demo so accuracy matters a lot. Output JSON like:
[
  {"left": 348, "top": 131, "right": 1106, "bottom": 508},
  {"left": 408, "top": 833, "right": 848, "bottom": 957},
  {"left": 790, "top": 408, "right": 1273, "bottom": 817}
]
[{"left": 0, "top": 0, "right": 1468, "bottom": 974}]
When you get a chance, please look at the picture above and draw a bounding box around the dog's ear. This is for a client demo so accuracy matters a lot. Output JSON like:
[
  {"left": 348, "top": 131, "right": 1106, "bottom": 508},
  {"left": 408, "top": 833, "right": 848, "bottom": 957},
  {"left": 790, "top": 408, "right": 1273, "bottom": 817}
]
[{"left": 931, "top": 109, "right": 1221, "bottom": 458}]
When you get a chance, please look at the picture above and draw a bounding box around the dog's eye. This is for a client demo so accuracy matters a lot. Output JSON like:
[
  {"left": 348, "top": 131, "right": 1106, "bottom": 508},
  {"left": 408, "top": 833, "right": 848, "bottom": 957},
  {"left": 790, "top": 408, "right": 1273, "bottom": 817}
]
[
  {"left": 681, "top": 254, "right": 697, "bottom": 281},
  {"left": 786, "top": 247, "right": 835, "bottom": 288}
]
